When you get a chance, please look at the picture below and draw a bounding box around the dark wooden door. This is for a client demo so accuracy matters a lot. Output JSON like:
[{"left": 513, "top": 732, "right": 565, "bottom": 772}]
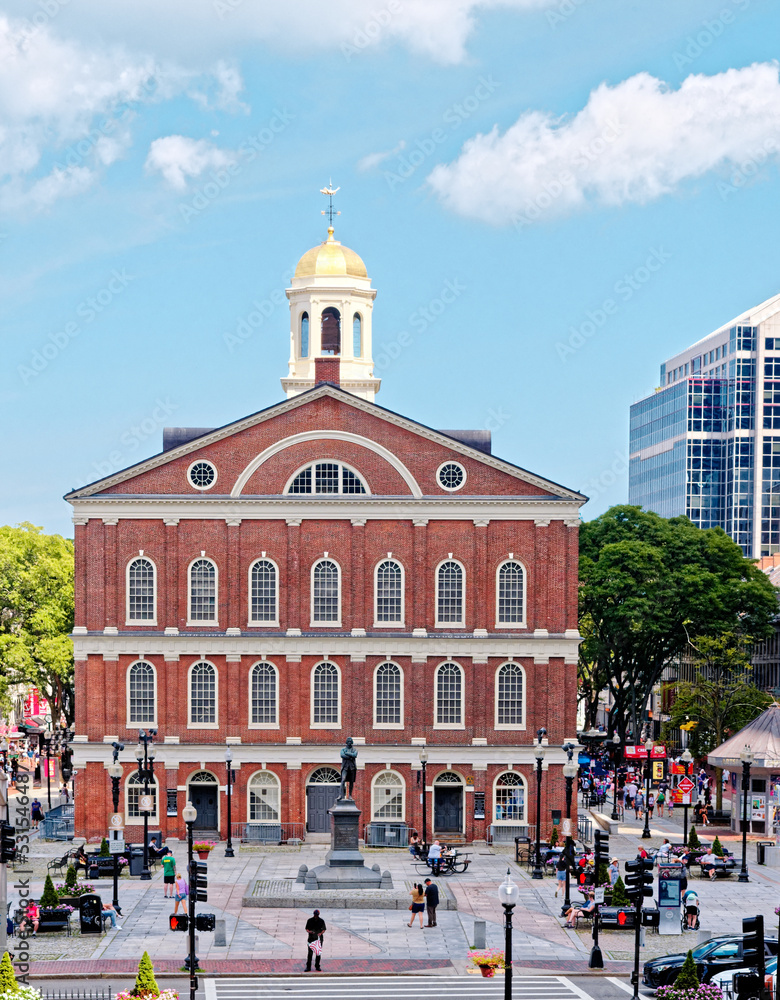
[
  {"left": 306, "top": 785, "right": 339, "bottom": 833},
  {"left": 434, "top": 787, "right": 463, "bottom": 833},
  {"left": 191, "top": 785, "right": 218, "bottom": 830}
]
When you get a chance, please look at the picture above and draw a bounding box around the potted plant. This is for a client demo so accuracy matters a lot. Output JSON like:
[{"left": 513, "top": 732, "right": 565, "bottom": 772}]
[
  {"left": 115, "top": 952, "right": 179, "bottom": 1000},
  {"left": 655, "top": 949, "right": 723, "bottom": 998},
  {"left": 193, "top": 841, "right": 217, "bottom": 861},
  {"left": 468, "top": 949, "right": 505, "bottom": 978}
]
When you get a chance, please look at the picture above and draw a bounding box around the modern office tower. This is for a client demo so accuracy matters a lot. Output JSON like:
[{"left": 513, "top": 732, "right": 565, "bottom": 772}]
[{"left": 629, "top": 291, "right": 780, "bottom": 558}]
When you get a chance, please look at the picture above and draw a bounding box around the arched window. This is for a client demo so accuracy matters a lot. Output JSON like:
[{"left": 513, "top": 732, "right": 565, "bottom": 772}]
[
  {"left": 496, "top": 662, "right": 525, "bottom": 729},
  {"left": 127, "top": 557, "right": 155, "bottom": 622},
  {"left": 321, "top": 307, "right": 341, "bottom": 355},
  {"left": 126, "top": 772, "right": 158, "bottom": 822},
  {"left": 497, "top": 561, "right": 525, "bottom": 625},
  {"left": 375, "top": 559, "right": 403, "bottom": 625},
  {"left": 494, "top": 771, "right": 526, "bottom": 823},
  {"left": 189, "top": 558, "right": 217, "bottom": 622},
  {"left": 353, "top": 313, "right": 362, "bottom": 357},
  {"left": 311, "top": 559, "right": 340, "bottom": 625},
  {"left": 250, "top": 662, "right": 278, "bottom": 726},
  {"left": 308, "top": 767, "right": 341, "bottom": 784},
  {"left": 436, "top": 560, "right": 464, "bottom": 627},
  {"left": 189, "top": 661, "right": 217, "bottom": 726},
  {"left": 248, "top": 770, "right": 281, "bottom": 822},
  {"left": 372, "top": 771, "right": 404, "bottom": 820},
  {"left": 435, "top": 662, "right": 463, "bottom": 726},
  {"left": 300, "top": 312, "right": 309, "bottom": 357},
  {"left": 127, "top": 661, "right": 156, "bottom": 725},
  {"left": 249, "top": 559, "right": 278, "bottom": 624},
  {"left": 374, "top": 661, "right": 403, "bottom": 727},
  {"left": 312, "top": 661, "right": 340, "bottom": 726},
  {"left": 287, "top": 461, "right": 367, "bottom": 495}
]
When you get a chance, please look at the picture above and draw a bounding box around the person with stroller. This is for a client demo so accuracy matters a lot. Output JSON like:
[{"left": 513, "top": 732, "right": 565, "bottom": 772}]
[{"left": 682, "top": 888, "right": 700, "bottom": 930}]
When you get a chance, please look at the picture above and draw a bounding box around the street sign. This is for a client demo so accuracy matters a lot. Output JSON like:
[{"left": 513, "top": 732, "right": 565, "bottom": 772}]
[
  {"left": 109, "top": 812, "right": 124, "bottom": 830},
  {"left": 677, "top": 777, "right": 694, "bottom": 795},
  {"left": 108, "top": 836, "right": 124, "bottom": 855},
  {"left": 681, "top": 792, "right": 691, "bottom": 805},
  {"left": 138, "top": 794, "right": 154, "bottom": 812},
  {"left": 594, "top": 888, "right": 605, "bottom": 904}
]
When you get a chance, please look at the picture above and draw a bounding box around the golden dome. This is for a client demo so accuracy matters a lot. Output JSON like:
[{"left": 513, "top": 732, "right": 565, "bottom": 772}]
[{"left": 294, "top": 227, "right": 368, "bottom": 279}]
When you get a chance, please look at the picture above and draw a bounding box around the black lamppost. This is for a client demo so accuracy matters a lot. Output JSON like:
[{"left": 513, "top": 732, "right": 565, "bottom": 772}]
[
  {"left": 182, "top": 799, "right": 199, "bottom": 1000},
  {"left": 134, "top": 728, "right": 157, "bottom": 881},
  {"left": 739, "top": 744, "right": 754, "bottom": 884},
  {"left": 42, "top": 727, "right": 53, "bottom": 809},
  {"left": 642, "top": 738, "right": 653, "bottom": 839},
  {"left": 107, "top": 741, "right": 124, "bottom": 912},
  {"left": 561, "top": 743, "right": 578, "bottom": 916},
  {"left": 532, "top": 728, "right": 547, "bottom": 880},
  {"left": 498, "top": 869, "right": 519, "bottom": 1000},
  {"left": 610, "top": 733, "right": 621, "bottom": 821},
  {"left": 419, "top": 746, "right": 429, "bottom": 852},
  {"left": 680, "top": 748, "right": 693, "bottom": 847},
  {"left": 225, "top": 746, "right": 234, "bottom": 858}
]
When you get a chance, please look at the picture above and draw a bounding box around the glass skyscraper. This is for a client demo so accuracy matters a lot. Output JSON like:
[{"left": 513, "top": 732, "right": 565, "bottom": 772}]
[{"left": 629, "top": 292, "right": 780, "bottom": 558}]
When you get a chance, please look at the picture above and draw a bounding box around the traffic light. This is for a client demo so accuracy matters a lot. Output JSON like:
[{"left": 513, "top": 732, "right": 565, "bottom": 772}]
[
  {"left": 190, "top": 859, "right": 208, "bottom": 902},
  {"left": 0, "top": 823, "right": 16, "bottom": 863},
  {"left": 169, "top": 914, "right": 188, "bottom": 931},
  {"left": 742, "top": 915, "right": 765, "bottom": 979},
  {"left": 594, "top": 830, "right": 609, "bottom": 872},
  {"left": 624, "top": 858, "right": 654, "bottom": 904},
  {"left": 195, "top": 913, "right": 216, "bottom": 932}
]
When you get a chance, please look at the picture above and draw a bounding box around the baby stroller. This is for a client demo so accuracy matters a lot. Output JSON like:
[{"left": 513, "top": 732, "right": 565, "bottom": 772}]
[{"left": 681, "top": 891, "right": 700, "bottom": 932}]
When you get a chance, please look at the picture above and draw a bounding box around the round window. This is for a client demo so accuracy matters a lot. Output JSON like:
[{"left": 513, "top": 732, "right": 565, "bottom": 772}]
[
  {"left": 437, "top": 462, "right": 466, "bottom": 492},
  {"left": 188, "top": 461, "right": 217, "bottom": 490}
]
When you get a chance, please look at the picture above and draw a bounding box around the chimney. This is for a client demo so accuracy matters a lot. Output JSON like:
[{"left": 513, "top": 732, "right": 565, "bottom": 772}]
[{"left": 314, "top": 356, "right": 340, "bottom": 387}]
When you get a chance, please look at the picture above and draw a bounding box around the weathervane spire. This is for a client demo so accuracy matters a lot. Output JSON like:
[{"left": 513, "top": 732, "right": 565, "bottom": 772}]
[{"left": 320, "top": 180, "right": 341, "bottom": 233}]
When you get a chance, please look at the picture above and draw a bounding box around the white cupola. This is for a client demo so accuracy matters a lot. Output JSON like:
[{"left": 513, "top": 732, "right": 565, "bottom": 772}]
[{"left": 282, "top": 223, "right": 380, "bottom": 402}]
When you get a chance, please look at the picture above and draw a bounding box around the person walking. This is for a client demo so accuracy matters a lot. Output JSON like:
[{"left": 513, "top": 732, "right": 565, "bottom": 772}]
[
  {"left": 555, "top": 854, "right": 567, "bottom": 897},
  {"left": 656, "top": 787, "right": 665, "bottom": 818},
  {"left": 161, "top": 851, "right": 176, "bottom": 897},
  {"left": 424, "top": 878, "right": 439, "bottom": 927},
  {"left": 173, "top": 871, "right": 188, "bottom": 914},
  {"left": 30, "top": 798, "right": 44, "bottom": 830},
  {"left": 408, "top": 883, "right": 425, "bottom": 928},
  {"left": 608, "top": 857, "right": 620, "bottom": 885},
  {"left": 634, "top": 789, "right": 644, "bottom": 820},
  {"left": 60, "top": 783, "right": 70, "bottom": 804},
  {"left": 647, "top": 791, "right": 655, "bottom": 820},
  {"left": 304, "top": 909, "right": 326, "bottom": 972}
]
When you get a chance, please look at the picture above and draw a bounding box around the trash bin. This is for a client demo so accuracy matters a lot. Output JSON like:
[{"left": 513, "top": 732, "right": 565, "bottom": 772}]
[
  {"left": 79, "top": 893, "right": 103, "bottom": 935},
  {"left": 756, "top": 841, "right": 774, "bottom": 865},
  {"left": 128, "top": 846, "right": 145, "bottom": 876}
]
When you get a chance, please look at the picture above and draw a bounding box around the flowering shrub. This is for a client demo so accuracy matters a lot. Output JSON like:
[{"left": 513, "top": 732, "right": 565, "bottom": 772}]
[
  {"left": 55, "top": 882, "right": 95, "bottom": 897},
  {"left": 0, "top": 986, "right": 43, "bottom": 1000},
  {"left": 193, "top": 842, "right": 217, "bottom": 852},
  {"left": 656, "top": 983, "right": 723, "bottom": 999},
  {"left": 41, "top": 904, "right": 75, "bottom": 915},
  {"left": 468, "top": 949, "right": 505, "bottom": 970},
  {"left": 116, "top": 991, "right": 179, "bottom": 1000}
]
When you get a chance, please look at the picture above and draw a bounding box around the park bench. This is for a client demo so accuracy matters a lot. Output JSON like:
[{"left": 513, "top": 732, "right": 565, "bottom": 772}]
[{"left": 47, "top": 851, "right": 75, "bottom": 876}]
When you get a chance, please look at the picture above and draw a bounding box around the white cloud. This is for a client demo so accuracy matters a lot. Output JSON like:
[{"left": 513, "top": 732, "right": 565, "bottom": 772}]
[
  {"left": 427, "top": 63, "right": 780, "bottom": 226},
  {"left": 357, "top": 140, "right": 406, "bottom": 172},
  {"left": 145, "top": 135, "right": 237, "bottom": 190}
]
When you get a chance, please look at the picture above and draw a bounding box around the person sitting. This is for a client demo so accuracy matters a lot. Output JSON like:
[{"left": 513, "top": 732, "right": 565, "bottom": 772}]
[
  {"left": 700, "top": 847, "right": 717, "bottom": 880},
  {"left": 19, "top": 902, "right": 39, "bottom": 937},
  {"left": 427, "top": 840, "right": 442, "bottom": 875},
  {"left": 73, "top": 843, "right": 90, "bottom": 874},
  {"left": 658, "top": 838, "right": 672, "bottom": 860},
  {"left": 408, "top": 832, "right": 421, "bottom": 857},
  {"left": 147, "top": 838, "right": 168, "bottom": 861},
  {"left": 563, "top": 892, "right": 596, "bottom": 929},
  {"left": 101, "top": 902, "right": 123, "bottom": 931}
]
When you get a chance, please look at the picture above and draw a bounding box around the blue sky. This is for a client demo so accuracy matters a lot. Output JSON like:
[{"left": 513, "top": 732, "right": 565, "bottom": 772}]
[{"left": 2, "top": 0, "right": 780, "bottom": 536}]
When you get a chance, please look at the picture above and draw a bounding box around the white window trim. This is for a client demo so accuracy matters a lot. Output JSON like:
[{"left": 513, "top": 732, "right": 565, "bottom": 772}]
[
  {"left": 370, "top": 769, "right": 406, "bottom": 821},
  {"left": 284, "top": 460, "right": 372, "bottom": 496},
  {"left": 433, "top": 660, "right": 465, "bottom": 730},
  {"left": 494, "top": 661, "right": 527, "bottom": 731},
  {"left": 353, "top": 311, "right": 363, "bottom": 358},
  {"left": 436, "top": 460, "right": 467, "bottom": 492},
  {"left": 300, "top": 310, "right": 310, "bottom": 359},
  {"left": 247, "top": 768, "right": 282, "bottom": 823},
  {"left": 124, "top": 772, "right": 160, "bottom": 826},
  {"left": 125, "top": 555, "right": 157, "bottom": 626},
  {"left": 187, "top": 459, "right": 218, "bottom": 492},
  {"left": 125, "top": 660, "right": 157, "bottom": 729},
  {"left": 495, "top": 559, "right": 527, "bottom": 629},
  {"left": 187, "top": 659, "right": 219, "bottom": 729},
  {"left": 372, "top": 660, "right": 404, "bottom": 730},
  {"left": 247, "top": 557, "right": 280, "bottom": 627},
  {"left": 310, "top": 660, "right": 342, "bottom": 729},
  {"left": 187, "top": 556, "right": 219, "bottom": 627},
  {"left": 434, "top": 558, "right": 466, "bottom": 629},
  {"left": 248, "top": 660, "right": 280, "bottom": 730},
  {"left": 373, "top": 558, "right": 405, "bottom": 628},
  {"left": 492, "top": 770, "right": 528, "bottom": 825},
  {"left": 310, "top": 557, "right": 342, "bottom": 628}
]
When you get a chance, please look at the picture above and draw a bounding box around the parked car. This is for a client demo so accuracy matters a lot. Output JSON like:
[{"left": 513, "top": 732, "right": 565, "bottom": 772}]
[
  {"left": 643, "top": 935, "right": 779, "bottom": 988},
  {"left": 710, "top": 955, "right": 777, "bottom": 999}
]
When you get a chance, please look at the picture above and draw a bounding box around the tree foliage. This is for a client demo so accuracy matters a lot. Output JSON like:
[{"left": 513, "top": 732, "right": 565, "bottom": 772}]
[
  {"left": 611, "top": 874, "right": 629, "bottom": 906},
  {"left": 579, "top": 506, "right": 777, "bottom": 743},
  {"left": 132, "top": 952, "right": 160, "bottom": 997},
  {"left": 0, "top": 952, "right": 18, "bottom": 993},
  {"left": 40, "top": 874, "right": 59, "bottom": 909},
  {"left": 0, "top": 523, "right": 74, "bottom": 725},
  {"left": 675, "top": 950, "right": 700, "bottom": 990}
]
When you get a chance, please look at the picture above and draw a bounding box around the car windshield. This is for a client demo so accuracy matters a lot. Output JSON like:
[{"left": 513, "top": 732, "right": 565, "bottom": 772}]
[{"left": 693, "top": 941, "right": 731, "bottom": 960}]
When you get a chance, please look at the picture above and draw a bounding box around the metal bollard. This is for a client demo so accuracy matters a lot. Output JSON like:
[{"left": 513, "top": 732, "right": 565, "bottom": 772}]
[
  {"left": 214, "top": 919, "right": 227, "bottom": 947},
  {"left": 473, "top": 919, "right": 486, "bottom": 949}
]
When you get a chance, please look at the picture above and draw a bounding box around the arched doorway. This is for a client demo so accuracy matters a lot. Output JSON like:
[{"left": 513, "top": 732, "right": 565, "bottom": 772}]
[
  {"left": 306, "top": 767, "right": 340, "bottom": 833},
  {"left": 433, "top": 771, "right": 464, "bottom": 836},
  {"left": 187, "top": 771, "right": 218, "bottom": 832}
]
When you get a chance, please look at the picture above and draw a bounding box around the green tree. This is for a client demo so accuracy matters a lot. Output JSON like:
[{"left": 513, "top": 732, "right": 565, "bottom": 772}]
[
  {"left": 64, "top": 864, "right": 78, "bottom": 889},
  {"left": 0, "top": 951, "right": 19, "bottom": 993},
  {"left": 611, "top": 875, "right": 629, "bottom": 906},
  {"left": 0, "top": 523, "right": 74, "bottom": 724},
  {"left": 712, "top": 836, "right": 724, "bottom": 857},
  {"left": 132, "top": 952, "right": 160, "bottom": 997},
  {"left": 99, "top": 837, "right": 110, "bottom": 857},
  {"left": 664, "top": 632, "right": 772, "bottom": 810},
  {"left": 579, "top": 506, "right": 777, "bottom": 745},
  {"left": 674, "top": 949, "right": 700, "bottom": 990},
  {"left": 688, "top": 826, "right": 700, "bottom": 849},
  {"left": 40, "top": 874, "right": 59, "bottom": 909}
]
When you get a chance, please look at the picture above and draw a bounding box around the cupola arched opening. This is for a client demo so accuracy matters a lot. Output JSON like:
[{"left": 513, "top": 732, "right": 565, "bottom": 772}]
[{"left": 321, "top": 307, "right": 341, "bottom": 355}]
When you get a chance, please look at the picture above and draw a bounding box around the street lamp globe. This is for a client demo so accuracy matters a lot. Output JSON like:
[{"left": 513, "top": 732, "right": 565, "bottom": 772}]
[
  {"left": 681, "top": 748, "right": 692, "bottom": 764},
  {"left": 612, "top": 733, "right": 620, "bottom": 745},
  {"left": 44, "top": 729, "right": 52, "bottom": 741},
  {"left": 107, "top": 762, "right": 123, "bottom": 780},
  {"left": 740, "top": 744, "right": 755, "bottom": 765},
  {"left": 225, "top": 746, "right": 233, "bottom": 763},
  {"left": 645, "top": 738, "right": 653, "bottom": 753},
  {"left": 419, "top": 746, "right": 429, "bottom": 764},
  {"left": 563, "top": 758, "right": 578, "bottom": 780},
  {"left": 498, "top": 869, "right": 519, "bottom": 907},
  {"left": 534, "top": 743, "right": 546, "bottom": 762},
  {"left": 182, "top": 800, "right": 197, "bottom": 825},
  {"left": 134, "top": 744, "right": 144, "bottom": 761}
]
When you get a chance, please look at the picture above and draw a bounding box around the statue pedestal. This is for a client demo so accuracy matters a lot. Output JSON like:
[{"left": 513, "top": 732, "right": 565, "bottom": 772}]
[{"left": 306, "top": 797, "right": 385, "bottom": 890}]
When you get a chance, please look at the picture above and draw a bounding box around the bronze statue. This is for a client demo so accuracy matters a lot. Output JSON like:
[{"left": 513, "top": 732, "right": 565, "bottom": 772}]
[{"left": 339, "top": 736, "right": 358, "bottom": 799}]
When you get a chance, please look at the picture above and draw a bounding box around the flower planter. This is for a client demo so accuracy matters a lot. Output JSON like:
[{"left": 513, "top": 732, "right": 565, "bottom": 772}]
[
  {"left": 478, "top": 965, "right": 495, "bottom": 978},
  {"left": 197, "top": 851, "right": 211, "bottom": 861}
]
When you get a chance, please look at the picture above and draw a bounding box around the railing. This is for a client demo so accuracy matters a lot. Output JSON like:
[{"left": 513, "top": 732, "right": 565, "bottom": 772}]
[
  {"left": 41, "top": 992, "right": 112, "bottom": 1000},
  {"left": 578, "top": 815, "right": 593, "bottom": 844},
  {"left": 40, "top": 804, "right": 75, "bottom": 841},
  {"left": 364, "top": 822, "right": 408, "bottom": 847},
  {"left": 232, "top": 822, "right": 305, "bottom": 844},
  {"left": 487, "top": 824, "right": 532, "bottom": 844}
]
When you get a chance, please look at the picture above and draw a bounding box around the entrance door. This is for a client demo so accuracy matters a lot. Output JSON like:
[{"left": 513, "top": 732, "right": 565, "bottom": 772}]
[
  {"left": 191, "top": 784, "right": 218, "bottom": 830},
  {"left": 434, "top": 787, "right": 463, "bottom": 833},
  {"left": 306, "top": 784, "right": 340, "bottom": 833}
]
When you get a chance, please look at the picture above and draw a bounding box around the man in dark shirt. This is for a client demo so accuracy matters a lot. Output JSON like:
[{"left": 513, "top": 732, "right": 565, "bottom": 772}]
[
  {"left": 424, "top": 878, "right": 439, "bottom": 927},
  {"left": 304, "top": 908, "right": 326, "bottom": 971}
]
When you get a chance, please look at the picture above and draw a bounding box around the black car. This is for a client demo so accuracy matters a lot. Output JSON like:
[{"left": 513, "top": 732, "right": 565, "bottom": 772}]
[{"left": 643, "top": 935, "right": 779, "bottom": 988}]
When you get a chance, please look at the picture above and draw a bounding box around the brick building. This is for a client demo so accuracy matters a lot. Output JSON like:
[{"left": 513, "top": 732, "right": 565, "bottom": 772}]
[{"left": 66, "top": 223, "right": 585, "bottom": 845}]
